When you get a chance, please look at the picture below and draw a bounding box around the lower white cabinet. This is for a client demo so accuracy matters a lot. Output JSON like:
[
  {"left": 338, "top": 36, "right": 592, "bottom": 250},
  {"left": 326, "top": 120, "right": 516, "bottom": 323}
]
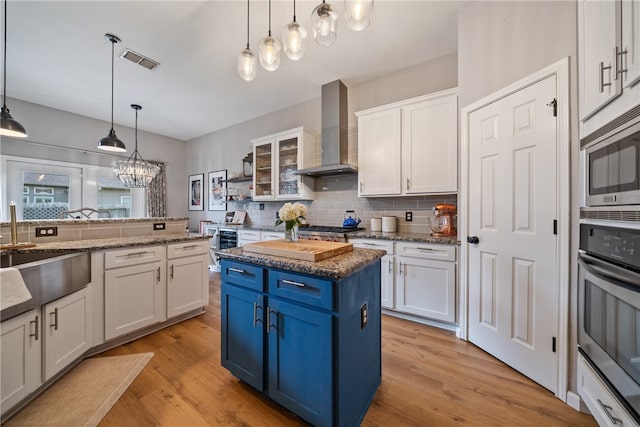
[
  {"left": 43, "top": 287, "right": 92, "bottom": 381},
  {"left": 0, "top": 309, "right": 41, "bottom": 415},
  {"left": 237, "top": 229, "right": 261, "bottom": 247},
  {"left": 578, "top": 353, "right": 636, "bottom": 426},
  {"left": 260, "top": 231, "right": 285, "bottom": 241},
  {"left": 350, "top": 239, "right": 395, "bottom": 309},
  {"left": 104, "top": 245, "right": 166, "bottom": 340},
  {"left": 167, "top": 241, "right": 209, "bottom": 318},
  {"left": 396, "top": 243, "right": 456, "bottom": 323}
]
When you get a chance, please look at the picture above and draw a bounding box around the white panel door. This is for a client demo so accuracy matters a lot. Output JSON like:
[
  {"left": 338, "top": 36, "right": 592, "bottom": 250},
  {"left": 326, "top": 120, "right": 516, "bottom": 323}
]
[{"left": 468, "top": 75, "right": 558, "bottom": 392}]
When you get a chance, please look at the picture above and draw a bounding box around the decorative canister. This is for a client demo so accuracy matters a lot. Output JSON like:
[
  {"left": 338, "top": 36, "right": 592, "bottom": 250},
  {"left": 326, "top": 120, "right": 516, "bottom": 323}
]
[
  {"left": 370, "top": 217, "right": 382, "bottom": 232},
  {"left": 381, "top": 216, "right": 396, "bottom": 233}
]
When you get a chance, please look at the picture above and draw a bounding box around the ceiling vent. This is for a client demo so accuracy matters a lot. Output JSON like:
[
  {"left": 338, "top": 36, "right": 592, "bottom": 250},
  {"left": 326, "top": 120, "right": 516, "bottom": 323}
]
[{"left": 119, "top": 49, "right": 159, "bottom": 70}]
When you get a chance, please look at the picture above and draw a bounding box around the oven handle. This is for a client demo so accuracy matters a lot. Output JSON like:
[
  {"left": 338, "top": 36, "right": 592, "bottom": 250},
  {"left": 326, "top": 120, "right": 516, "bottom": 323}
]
[{"left": 579, "top": 251, "right": 640, "bottom": 287}]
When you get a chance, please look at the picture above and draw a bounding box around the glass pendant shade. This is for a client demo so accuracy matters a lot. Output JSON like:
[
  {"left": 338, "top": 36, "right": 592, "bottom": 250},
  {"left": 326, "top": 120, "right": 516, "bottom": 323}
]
[
  {"left": 1, "top": 0, "right": 27, "bottom": 137},
  {"left": 283, "top": 21, "right": 307, "bottom": 60},
  {"left": 344, "top": 0, "right": 373, "bottom": 31},
  {"left": 311, "top": 1, "right": 338, "bottom": 46},
  {"left": 113, "top": 104, "right": 159, "bottom": 188},
  {"left": 237, "top": 48, "right": 257, "bottom": 81},
  {"left": 259, "top": 35, "right": 281, "bottom": 71}
]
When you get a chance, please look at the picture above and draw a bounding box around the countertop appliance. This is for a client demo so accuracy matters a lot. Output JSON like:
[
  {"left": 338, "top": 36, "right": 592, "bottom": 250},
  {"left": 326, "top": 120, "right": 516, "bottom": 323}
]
[
  {"left": 578, "top": 223, "right": 640, "bottom": 423},
  {"left": 297, "top": 225, "right": 364, "bottom": 242},
  {"left": 429, "top": 204, "right": 457, "bottom": 237}
]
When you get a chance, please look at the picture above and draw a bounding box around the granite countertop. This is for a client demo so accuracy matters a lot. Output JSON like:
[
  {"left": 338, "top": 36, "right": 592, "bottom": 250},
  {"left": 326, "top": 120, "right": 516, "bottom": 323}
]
[
  {"left": 0, "top": 233, "right": 207, "bottom": 255},
  {"left": 0, "top": 216, "right": 188, "bottom": 227},
  {"left": 217, "top": 247, "right": 386, "bottom": 280},
  {"left": 348, "top": 231, "right": 460, "bottom": 245}
]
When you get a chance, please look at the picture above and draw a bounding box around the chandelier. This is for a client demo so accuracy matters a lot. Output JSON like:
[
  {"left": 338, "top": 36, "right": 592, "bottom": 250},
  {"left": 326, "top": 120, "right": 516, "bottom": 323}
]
[{"left": 112, "top": 104, "right": 160, "bottom": 188}]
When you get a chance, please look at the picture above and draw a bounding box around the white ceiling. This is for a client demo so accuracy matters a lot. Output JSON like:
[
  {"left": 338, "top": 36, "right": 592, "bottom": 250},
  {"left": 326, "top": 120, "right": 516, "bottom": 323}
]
[{"left": 4, "top": 1, "right": 463, "bottom": 141}]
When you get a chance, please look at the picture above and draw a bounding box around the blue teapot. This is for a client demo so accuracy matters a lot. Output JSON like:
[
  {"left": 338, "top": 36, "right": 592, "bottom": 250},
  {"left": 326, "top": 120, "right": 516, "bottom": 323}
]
[{"left": 343, "top": 210, "right": 361, "bottom": 228}]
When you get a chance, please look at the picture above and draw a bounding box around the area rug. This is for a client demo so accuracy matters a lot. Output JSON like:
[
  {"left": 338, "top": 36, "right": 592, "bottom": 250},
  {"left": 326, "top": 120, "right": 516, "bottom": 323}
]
[{"left": 5, "top": 352, "right": 154, "bottom": 427}]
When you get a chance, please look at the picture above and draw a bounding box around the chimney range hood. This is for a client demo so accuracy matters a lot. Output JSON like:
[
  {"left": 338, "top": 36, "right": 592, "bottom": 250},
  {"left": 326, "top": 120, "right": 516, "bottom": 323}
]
[{"left": 294, "top": 80, "right": 357, "bottom": 177}]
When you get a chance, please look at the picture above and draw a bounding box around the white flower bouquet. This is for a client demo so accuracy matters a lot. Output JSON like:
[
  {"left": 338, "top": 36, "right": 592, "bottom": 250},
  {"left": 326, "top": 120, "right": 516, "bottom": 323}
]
[{"left": 276, "top": 202, "right": 307, "bottom": 231}]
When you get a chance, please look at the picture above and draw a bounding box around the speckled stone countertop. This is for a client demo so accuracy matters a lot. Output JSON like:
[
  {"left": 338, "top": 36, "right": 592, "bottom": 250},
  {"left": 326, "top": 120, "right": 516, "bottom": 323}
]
[
  {"left": 348, "top": 231, "right": 460, "bottom": 245},
  {"left": 0, "top": 233, "right": 207, "bottom": 254},
  {"left": 0, "top": 217, "right": 188, "bottom": 227},
  {"left": 217, "top": 247, "right": 386, "bottom": 280}
]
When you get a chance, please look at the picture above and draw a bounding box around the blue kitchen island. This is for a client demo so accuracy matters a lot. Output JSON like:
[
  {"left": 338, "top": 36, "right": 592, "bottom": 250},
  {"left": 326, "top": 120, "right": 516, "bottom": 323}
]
[{"left": 218, "top": 246, "right": 385, "bottom": 427}]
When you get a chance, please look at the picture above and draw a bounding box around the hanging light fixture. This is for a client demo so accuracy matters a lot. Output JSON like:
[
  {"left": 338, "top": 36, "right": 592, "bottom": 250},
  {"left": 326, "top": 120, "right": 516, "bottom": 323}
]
[
  {"left": 258, "top": 0, "right": 281, "bottom": 71},
  {"left": 0, "top": 0, "right": 27, "bottom": 137},
  {"left": 112, "top": 104, "right": 159, "bottom": 188},
  {"left": 98, "top": 34, "right": 126, "bottom": 152},
  {"left": 282, "top": 0, "right": 307, "bottom": 60},
  {"left": 311, "top": 0, "right": 338, "bottom": 46},
  {"left": 237, "top": 0, "right": 257, "bottom": 81},
  {"left": 344, "top": 0, "right": 373, "bottom": 31}
]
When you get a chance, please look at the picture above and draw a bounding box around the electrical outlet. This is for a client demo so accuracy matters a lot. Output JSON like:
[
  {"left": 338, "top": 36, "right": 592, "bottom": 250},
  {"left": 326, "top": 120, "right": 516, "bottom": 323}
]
[
  {"left": 153, "top": 222, "right": 166, "bottom": 230},
  {"left": 360, "top": 303, "right": 368, "bottom": 329},
  {"left": 35, "top": 226, "right": 58, "bottom": 237},
  {"left": 405, "top": 211, "right": 413, "bottom": 222},
  {"left": 260, "top": 203, "right": 265, "bottom": 211}
]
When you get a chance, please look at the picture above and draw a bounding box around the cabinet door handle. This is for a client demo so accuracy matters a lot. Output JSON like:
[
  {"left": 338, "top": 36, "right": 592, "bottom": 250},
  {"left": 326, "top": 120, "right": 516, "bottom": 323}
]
[
  {"left": 360, "top": 182, "right": 363, "bottom": 192},
  {"left": 267, "top": 308, "right": 278, "bottom": 334},
  {"left": 399, "top": 262, "right": 404, "bottom": 276},
  {"left": 388, "top": 259, "right": 393, "bottom": 274},
  {"left": 252, "top": 302, "right": 263, "bottom": 327},
  {"left": 157, "top": 267, "right": 161, "bottom": 282},
  {"left": 406, "top": 178, "right": 410, "bottom": 191},
  {"left": 597, "top": 399, "right": 622, "bottom": 425},
  {"left": 50, "top": 308, "right": 59, "bottom": 331},
  {"left": 616, "top": 45, "right": 628, "bottom": 78},
  {"left": 228, "top": 267, "right": 246, "bottom": 274},
  {"left": 30, "top": 315, "right": 39, "bottom": 340},
  {"left": 599, "top": 61, "right": 612, "bottom": 93},
  {"left": 170, "top": 264, "right": 174, "bottom": 279},
  {"left": 282, "top": 279, "right": 305, "bottom": 287}
]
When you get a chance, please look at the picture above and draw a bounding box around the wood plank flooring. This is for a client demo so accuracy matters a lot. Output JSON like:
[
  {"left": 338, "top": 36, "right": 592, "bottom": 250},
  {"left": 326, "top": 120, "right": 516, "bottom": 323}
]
[{"left": 97, "top": 272, "right": 596, "bottom": 426}]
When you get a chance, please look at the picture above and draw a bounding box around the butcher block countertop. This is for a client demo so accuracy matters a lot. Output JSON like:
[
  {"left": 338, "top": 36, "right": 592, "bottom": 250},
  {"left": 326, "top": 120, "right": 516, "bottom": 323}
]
[
  {"left": 242, "top": 239, "right": 353, "bottom": 261},
  {"left": 217, "top": 247, "right": 386, "bottom": 280}
]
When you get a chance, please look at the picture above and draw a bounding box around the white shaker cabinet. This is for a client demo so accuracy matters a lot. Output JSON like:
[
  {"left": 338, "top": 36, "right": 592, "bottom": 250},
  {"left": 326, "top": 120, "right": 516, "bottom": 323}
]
[
  {"left": 104, "top": 245, "right": 166, "bottom": 340},
  {"left": 579, "top": 0, "right": 640, "bottom": 137},
  {"left": 252, "top": 127, "right": 314, "bottom": 201},
  {"left": 167, "top": 241, "right": 209, "bottom": 318},
  {"left": 356, "top": 88, "right": 458, "bottom": 197},
  {"left": 260, "top": 231, "right": 285, "bottom": 241},
  {"left": 237, "top": 229, "right": 261, "bottom": 247},
  {"left": 396, "top": 242, "right": 457, "bottom": 323},
  {"left": 350, "top": 239, "right": 395, "bottom": 309},
  {"left": 0, "top": 309, "right": 41, "bottom": 415},
  {"left": 43, "top": 286, "right": 92, "bottom": 381}
]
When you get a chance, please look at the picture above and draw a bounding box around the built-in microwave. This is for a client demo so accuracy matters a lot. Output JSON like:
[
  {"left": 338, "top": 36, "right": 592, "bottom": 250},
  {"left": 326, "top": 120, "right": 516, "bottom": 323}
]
[{"left": 583, "top": 116, "right": 640, "bottom": 207}]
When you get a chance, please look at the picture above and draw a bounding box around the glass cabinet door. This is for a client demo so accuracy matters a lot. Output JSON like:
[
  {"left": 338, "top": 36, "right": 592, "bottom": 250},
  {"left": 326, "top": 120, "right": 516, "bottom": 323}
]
[
  {"left": 254, "top": 141, "right": 273, "bottom": 198},
  {"left": 277, "top": 137, "right": 299, "bottom": 198}
]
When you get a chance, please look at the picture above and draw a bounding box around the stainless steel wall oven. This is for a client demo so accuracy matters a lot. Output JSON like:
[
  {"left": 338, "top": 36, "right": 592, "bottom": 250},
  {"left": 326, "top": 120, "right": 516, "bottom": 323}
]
[{"left": 578, "top": 223, "right": 640, "bottom": 423}]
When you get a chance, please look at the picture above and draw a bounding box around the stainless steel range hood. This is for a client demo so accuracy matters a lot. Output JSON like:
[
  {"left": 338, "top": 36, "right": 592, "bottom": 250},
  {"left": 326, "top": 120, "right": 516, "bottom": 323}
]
[{"left": 295, "top": 80, "right": 357, "bottom": 177}]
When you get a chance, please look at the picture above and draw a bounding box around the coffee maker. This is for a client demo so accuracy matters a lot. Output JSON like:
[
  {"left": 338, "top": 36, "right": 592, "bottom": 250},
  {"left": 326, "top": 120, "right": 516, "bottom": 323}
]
[{"left": 429, "top": 204, "right": 457, "bottom": 237}]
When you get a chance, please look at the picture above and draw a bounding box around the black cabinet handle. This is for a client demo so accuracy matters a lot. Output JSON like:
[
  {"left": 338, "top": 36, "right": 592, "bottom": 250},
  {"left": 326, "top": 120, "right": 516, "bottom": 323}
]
[{"left": 467, "top": 236, "right": 479, "bottom": 244}]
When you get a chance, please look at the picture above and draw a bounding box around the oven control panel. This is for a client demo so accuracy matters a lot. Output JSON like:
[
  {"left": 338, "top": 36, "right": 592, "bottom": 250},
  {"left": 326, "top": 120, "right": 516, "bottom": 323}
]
[{"left": 580, "top": 224, "right": 639, "bottom": 270}]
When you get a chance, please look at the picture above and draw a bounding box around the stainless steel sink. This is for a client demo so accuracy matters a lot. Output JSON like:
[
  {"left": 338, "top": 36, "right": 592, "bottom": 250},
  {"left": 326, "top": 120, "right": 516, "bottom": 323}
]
[{"left": 0, "top": 251, "right": 91, "bottom": 321}]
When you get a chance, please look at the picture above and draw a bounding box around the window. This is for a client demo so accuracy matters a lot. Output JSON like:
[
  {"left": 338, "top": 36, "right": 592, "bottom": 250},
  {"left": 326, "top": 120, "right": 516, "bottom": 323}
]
[
  {"left": 34, "top": 196, "right": 54, "bottom": 203},
  {"left": 33, "top": 187, "right": 54, "bottom": 195}
]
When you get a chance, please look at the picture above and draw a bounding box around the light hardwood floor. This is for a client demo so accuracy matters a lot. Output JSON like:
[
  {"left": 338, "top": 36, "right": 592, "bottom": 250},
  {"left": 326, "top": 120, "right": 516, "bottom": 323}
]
[{"left": 97, "top": 272, "right": 596, "bottom": 426}]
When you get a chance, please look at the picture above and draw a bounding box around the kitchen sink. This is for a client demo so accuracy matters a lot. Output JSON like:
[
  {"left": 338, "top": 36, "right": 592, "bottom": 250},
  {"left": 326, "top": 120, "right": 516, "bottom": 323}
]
[{"left": 0, "top": 251, "right": 91, "bottom": 321}]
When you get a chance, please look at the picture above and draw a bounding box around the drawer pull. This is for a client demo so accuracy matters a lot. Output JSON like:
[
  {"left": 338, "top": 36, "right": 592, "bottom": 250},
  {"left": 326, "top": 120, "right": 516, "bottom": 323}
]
[
  {"left": 228, "top": 267, "right": 246, "bottom": 274},
  {"left": 597, "top": 399, "right": 622, "bottom": 425},
  {"left": 50, "top": 308, "right": 59, "bottom": 331},
  {"left": 282, "top": 279, "right": 306, "bottom": 288},
  {"left": 122, "top": 251, "right": 151, "bottom": 258},
  {"left": 30, "top": 315, "right": 39, "bottom": 340},
  {"left": 179, "top": 244, "right": 199, "bottom": 250}
]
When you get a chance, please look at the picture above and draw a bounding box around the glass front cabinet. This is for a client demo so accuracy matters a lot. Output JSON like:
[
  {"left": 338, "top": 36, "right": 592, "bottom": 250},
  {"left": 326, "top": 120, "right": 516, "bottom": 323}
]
[{"left": 252, "top": 127, "right": 314, "bottom": 201}]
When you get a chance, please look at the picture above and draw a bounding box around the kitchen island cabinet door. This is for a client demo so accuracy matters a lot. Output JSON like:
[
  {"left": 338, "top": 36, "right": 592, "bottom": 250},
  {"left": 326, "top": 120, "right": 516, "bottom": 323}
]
[
  {"left": 267, "top": 297, "right": 332, "bottom": 427},
  {"left": 0, "top": 309, "right": 41, "bottom": 415},
  {"left": 221, "top": 283, "right": 265, "bottom": 391},
  {"left": 43, "top": 286, "right": 92, "bottom": 381}
]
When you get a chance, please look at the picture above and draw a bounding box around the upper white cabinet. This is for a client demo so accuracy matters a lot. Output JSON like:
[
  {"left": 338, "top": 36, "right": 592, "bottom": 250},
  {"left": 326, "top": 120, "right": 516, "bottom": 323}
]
[
  {"left": 252, "top": 127, "right": 315, "bottom": 201},
  {"left": 356, "top": 88, "right": 458, "bottom": 197},
  {"left": 579, "top": 0, "right": 640, "bottom": 136}
]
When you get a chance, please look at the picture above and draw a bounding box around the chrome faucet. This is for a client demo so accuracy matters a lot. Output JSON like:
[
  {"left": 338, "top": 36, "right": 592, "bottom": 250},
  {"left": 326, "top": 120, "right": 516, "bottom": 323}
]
[{"left": 10, "top": 202, "right": 18, "bottom": 245}]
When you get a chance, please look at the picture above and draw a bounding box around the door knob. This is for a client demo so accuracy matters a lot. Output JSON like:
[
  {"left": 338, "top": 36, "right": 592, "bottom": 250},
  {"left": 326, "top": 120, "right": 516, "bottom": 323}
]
[{"left": 467, "top": 236, "right": 479, "bottom": 244}]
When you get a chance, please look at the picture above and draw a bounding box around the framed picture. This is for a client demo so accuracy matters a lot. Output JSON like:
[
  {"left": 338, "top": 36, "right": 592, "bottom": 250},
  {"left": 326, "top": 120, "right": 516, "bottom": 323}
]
[
  {"left": 188, "top": 173, "right": 204, "bottom": 211},
  {"left": 208, "top": 170, "right": 227, "bottom": 211}
]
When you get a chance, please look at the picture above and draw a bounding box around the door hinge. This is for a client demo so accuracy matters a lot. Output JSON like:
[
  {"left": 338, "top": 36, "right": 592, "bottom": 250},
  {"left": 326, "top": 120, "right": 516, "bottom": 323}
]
[
  {"left": 547, "top": 98, "right": 557, "bottom": 117},
  {"left": 552, "top": 337, "right": 557, "bottom": 353},
  {"left": 553, "top": 219, "right": 557, "bottom": 235}
]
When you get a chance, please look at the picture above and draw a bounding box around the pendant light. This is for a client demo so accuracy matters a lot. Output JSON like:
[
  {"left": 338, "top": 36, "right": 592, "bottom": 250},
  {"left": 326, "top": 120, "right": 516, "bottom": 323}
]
[
  {"left": 98, "top": 34, "right": 126, "bottom": 152},
  {"left": 258, "top": 0, "right": 281, "bottom": 71},
  {"left": 311, "top": 0, "right": 338, "bottom": 46},
  {"left": 112, "top": 104, "right": 159, "bottom": 188},
  {"left": 237, "top": 0, "right": 257, "bottom": 81},
  {"left": 282, "top": 0, "right": 307, "bottom": 61},
  {"left": 0, "top": 0, "right": 27, "bottom": 137},
  {"left": 344, "top": 0, "right": 373, "bottom": 31}
]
